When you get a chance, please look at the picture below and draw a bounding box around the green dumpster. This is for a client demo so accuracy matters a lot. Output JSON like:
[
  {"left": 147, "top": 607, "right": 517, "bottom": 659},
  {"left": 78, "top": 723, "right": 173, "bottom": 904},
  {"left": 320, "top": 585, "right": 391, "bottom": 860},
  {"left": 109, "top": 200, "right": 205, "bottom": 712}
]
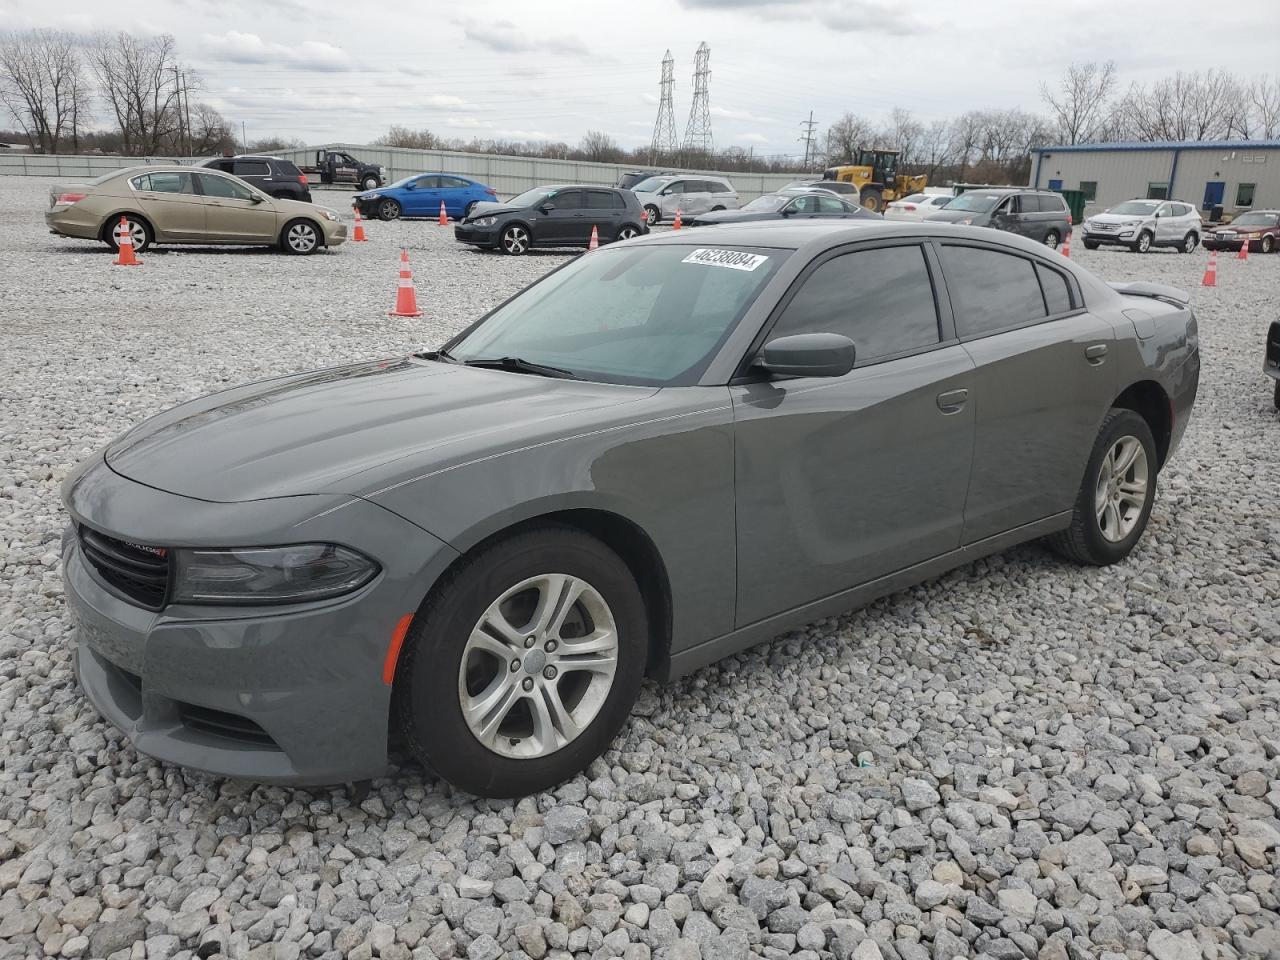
[{"left": 1057, "top": 189, "right": 1087, "bottom": 224}]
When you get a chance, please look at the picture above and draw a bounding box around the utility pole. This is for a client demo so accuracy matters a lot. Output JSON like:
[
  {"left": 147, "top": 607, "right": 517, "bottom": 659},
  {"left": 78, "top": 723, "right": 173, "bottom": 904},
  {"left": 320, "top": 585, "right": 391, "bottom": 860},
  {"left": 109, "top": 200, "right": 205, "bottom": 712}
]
[
  {"left": 649, "top": 50, "right": 678, "bottom": 165},
  {"left": 170, "top": 65, "right": 186, "bottom": 155},
  {"left": 181, "top": 71, "right": 193, "bottom": 155},
  {"left": 241, "top": 120, "right": 247, "bottom": 153},
  {"left": 681, "top": 42, "right": 713, "bottom": 162},
  {"left": 799, "top": 111, "right": 817, "bottom": 170}
]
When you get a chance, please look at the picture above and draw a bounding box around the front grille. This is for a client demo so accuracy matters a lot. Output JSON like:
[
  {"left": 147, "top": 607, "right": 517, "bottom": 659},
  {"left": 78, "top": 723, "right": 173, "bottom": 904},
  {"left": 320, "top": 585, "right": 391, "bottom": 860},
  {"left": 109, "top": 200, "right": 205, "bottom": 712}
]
[
  {"left": 177, "top": 702, "right": 276, "bottom": 747},
  {"left": 78, "top": 526, "right": 170, "bottom": 610}
]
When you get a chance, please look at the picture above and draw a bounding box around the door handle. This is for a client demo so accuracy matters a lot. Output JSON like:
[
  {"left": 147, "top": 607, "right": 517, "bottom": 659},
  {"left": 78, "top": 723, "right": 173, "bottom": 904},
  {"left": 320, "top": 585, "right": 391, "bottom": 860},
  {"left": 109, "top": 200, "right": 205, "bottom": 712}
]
[
  {"left": 1085, "top": 343, "right": 1108, "bottom": 364},
  {"left": 936, "top": 388, "right": 968, "bottom": 414}
]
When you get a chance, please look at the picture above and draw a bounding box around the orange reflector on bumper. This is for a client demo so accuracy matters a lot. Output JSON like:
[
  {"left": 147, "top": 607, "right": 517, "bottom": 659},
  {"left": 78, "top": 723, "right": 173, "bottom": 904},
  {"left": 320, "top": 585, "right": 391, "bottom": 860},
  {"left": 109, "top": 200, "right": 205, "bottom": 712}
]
[{"left": 382, "top": 614, "right": 414, "bottom": 685}]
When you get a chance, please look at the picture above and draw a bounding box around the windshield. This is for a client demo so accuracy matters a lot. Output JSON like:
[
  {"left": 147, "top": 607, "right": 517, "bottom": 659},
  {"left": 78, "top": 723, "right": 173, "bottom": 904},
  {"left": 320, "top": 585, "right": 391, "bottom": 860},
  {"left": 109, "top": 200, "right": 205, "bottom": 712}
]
[
  {"left": 1108, "top": 200, "right": 1160, "bottom": 216},
  {"left": 1231, "top": 211, "right": 1277, "bottom": 226},
  {"left": 447, "top": 244, "right": 789, "bottom": 386},
  {"left": 630, "top": 176, "right": 669, "bottom": 194},
  {"left": 743, "top": 195, "right": 790, "bottom": 212},
  {"left": 944, "top": 192, "right": 1005, "bottom": 213},
  {"left": 505, "top": 186, "right": 559, "bottom": 208}
]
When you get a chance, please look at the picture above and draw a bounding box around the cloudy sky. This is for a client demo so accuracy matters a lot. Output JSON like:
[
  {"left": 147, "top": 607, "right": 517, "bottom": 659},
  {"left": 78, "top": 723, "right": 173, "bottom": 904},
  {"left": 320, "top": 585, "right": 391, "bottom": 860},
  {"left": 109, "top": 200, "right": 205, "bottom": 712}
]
[{"left": 5, "top": 0, "right": 1278, "bottom": 156}]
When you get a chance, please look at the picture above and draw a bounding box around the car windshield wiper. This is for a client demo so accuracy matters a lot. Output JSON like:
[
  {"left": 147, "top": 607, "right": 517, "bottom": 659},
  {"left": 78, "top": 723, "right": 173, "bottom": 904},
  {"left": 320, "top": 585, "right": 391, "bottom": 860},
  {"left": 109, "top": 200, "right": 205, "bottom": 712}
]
[{"left": 461, "top": 356, "right": 581, "bottom": 380}]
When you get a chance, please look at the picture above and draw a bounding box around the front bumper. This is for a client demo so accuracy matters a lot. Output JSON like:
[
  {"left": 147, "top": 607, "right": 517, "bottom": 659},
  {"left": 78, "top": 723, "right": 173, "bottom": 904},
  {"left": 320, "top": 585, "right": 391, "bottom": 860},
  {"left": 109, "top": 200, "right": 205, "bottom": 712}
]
[
  {"left": 1082, "top": 227, "right": 1138, "bottom": 245},
  {"left": 62, "top": 455, "right": 458, "bottom": 784},
  {"left": 454, "top": 223, "right": 499, "bottom": 246},
  {"left": 323, "top": 221, "right": 348, "bottom": 247},
  {"left": 1203, "top": 234, "right": 1260, "bottom": 250}
]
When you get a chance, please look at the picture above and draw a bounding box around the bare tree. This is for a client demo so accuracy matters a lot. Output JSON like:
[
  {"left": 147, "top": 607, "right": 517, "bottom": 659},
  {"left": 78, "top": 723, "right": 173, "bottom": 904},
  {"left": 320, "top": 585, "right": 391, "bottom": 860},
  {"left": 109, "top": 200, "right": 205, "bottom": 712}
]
[
  {"left": 1119, "top": 70, "right": 1244, "bottom": 142},
  {"left": 886, "top": 107, "right": 923, "bottom": 164},
  {"left": 88, "top": 31, "right": 184, "bottom": 155},
  {"left": 188, "top": 102, "right": 234, "bottom": 154},
  {"left": 1249, "top": 74, "right": 1280, "bottom": 138},
  {"left": 373, "top": 125, "right": 442, "bottom": 150},
  {"left": 577, "top": 129, "right": 620, "bottom": 162},
  {"left": 0, "top": 29, "right": 90, "bottom": 152},
  {"left": 823, "top": 112, "right": 877, "bottom": 164},
  {"left": 1040, "top": 60, "right": 1118, "bottom": 145}
]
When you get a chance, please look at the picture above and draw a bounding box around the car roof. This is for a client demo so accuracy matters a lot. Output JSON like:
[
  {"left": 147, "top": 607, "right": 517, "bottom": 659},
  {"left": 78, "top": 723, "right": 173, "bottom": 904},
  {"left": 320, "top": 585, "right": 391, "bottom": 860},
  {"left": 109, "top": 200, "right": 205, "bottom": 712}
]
[{"left": 539, "top": 183, "right": 624, "bottom": 191}]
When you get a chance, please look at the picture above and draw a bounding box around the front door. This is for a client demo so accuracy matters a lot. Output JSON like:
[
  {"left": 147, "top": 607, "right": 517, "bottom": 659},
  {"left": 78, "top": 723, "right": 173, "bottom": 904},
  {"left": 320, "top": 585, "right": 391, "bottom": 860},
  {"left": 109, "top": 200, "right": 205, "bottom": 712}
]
[
  {"left": 933, "top": 241, "right": 1118, "bottom": 543},
  {"left": 1155, "top": 202, "right": 1179, "bottom": 245},
  {"left": 405, "top": 176, "right": 442, "bottom": 217},
  {"left": 731, "top": 241, "right": 975, "bottom": 625},
  {"left": 539, "top": 189, "right": 586, "bottom": 243},
  {"left": 1203, "top": 181, "right": 1225, "bottom": 213},
  {"left": 194, "top": 173, "right": 277, "bottom": 242},
  {"left": 131, "top": 171, "right": 204, "bottom": 240}
]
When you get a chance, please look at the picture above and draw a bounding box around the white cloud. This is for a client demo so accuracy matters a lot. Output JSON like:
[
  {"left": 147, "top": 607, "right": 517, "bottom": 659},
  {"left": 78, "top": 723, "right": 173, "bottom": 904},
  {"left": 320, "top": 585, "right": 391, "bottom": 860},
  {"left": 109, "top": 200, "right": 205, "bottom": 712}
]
[
  {"left": 202, "top": 31, "right": 353, "bottom": 71},
  {"left": 677, "top": 0, "right": 932, "bottom": 35},
  {"left": 711, "top": 105, "right": 777, "bottom": 124},
  {"left": 736, "top": 132, "right": 769, "bottom": 143},
  {"left": 459, "top": 19, "right": 590, "bottom": 57}
]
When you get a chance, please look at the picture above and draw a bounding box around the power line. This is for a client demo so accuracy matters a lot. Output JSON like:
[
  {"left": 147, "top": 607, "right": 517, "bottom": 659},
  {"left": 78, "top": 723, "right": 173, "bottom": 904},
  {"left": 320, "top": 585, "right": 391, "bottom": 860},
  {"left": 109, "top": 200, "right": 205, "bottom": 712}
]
[
  {"left": 649, "top": 50, "right": 678, "bottom": 164},
  {"left": 681, "top": 42, "right": 713, "bottom": 158}
]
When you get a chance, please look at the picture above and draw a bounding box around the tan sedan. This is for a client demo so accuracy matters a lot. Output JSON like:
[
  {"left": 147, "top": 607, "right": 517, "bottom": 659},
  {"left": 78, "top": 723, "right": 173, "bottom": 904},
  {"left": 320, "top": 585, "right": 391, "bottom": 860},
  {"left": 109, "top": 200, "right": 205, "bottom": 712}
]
[{"left": 45, "top": 165, "right": 347, "bottom": 255}]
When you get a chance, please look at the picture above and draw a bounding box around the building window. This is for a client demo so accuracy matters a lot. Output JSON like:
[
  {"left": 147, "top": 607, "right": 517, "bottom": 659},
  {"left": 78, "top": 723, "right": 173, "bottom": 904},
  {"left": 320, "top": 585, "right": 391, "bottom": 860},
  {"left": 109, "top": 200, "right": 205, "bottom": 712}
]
[
  {"left": 1079, "top": 181, "right": 1097, "bottom": 201},
  {"left": 1236, "top": 183, "right": 1256, "bottom": 207},
  {"left": 1147, "top": 182, "right": 1169, "bottom": 200}
]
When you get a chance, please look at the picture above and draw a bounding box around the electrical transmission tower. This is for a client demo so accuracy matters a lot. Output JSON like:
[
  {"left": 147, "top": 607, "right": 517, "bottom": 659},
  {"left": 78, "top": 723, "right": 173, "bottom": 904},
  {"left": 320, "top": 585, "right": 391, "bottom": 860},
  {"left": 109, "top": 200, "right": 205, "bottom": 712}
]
[
  {"left": 799, "top": 111, "right": 818, "bottom": 169},
  {"left": 649, "top": 50, "right": 678, "bottom": 164},
  {"left": 682, "top": 42, "right": 713, "bottom": 160}
]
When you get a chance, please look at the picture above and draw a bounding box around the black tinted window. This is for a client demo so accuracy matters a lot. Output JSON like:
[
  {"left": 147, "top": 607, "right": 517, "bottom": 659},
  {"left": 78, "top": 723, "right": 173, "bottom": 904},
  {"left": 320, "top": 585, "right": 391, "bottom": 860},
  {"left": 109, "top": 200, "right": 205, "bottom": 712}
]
[
  {"left": 1039, "top": 193, "right": 1066, "bottom": 212},
  {"left": 610, "top": 191, "right": 627, "bottom": 210},
  {"left": 1036, "top": 263, "right": 1073, "bottom": 315},
  {"left": 815, "top": 195, "right": 847, "bottom": 213},
  {"left": 773, "top": 245, "right": 940, "bottom": 363},
  {"left": 233, "top": 160, "right": 270, "bottom": 177},
  {"left": 131, "top": 172, "right": 195, "bottom": 194},
  {"left": 551, "top": 190, "right": 583, "bottom": 210},
  {"left": 196, "top": 173, "right": 254, "bottom": 201},
  {"left": 941, "top": 245, "right": 1046, "bottom": 336},
  {"left": 584, "top": 190, "right": 616, "bottom": 210}
]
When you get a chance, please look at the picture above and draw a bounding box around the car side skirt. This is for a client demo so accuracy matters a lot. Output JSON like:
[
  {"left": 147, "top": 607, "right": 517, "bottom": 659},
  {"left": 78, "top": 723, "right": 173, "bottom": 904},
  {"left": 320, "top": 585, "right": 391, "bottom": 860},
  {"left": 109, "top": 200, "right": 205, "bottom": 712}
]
[{"left": 663, "top": 511, "right": 1071, "bottom": 681}]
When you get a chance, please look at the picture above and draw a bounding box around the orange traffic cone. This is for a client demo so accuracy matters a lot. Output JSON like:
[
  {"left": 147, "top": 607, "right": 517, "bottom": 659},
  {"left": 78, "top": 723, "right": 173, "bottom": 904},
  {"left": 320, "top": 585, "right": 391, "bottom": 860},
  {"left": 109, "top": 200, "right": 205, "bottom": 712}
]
[
  {"left": 389, "top": 248, "right": 423, "bottom": 317},
  {"left": 438, "top": 202, "right": 448, "bottom": 226},
  {"left": 1237, "top": 237, "right": 1249, "bottom": 261},
  {"left": 1202, "top": 249, "right": 1217, "bottom": 287},
  {"left": 352, "top": 205, "right": 367, "bottom": 242},
  {"left": 588, "top": 225, "right": 599, "bottom": 251},
  {"left": 113, "top": 216, "right": 141, "bottom": 266},
  {"left": 672, "top": 208, "right": 682, "bottom": 230},
  {"left": 1060, "top": 214, "right": 1072, "bottom": 258}
]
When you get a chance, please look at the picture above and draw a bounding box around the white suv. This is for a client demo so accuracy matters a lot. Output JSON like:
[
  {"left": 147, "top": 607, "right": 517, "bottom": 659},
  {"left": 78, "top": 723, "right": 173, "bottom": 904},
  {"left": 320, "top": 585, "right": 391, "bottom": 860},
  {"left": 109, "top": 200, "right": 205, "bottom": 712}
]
[
  {"left": 1082, "top": 199, "right": 1203, "bottom": 254},
  {"left": 631, "top": 175, "right": 739, "bottom": 223}
]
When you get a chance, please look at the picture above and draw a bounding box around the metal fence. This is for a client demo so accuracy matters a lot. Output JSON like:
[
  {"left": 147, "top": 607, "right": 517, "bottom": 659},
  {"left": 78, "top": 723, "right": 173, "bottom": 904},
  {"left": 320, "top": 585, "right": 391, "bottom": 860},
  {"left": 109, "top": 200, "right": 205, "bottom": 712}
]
[{"left": 0, "top": 145, "right": 805, "bottom": 201}]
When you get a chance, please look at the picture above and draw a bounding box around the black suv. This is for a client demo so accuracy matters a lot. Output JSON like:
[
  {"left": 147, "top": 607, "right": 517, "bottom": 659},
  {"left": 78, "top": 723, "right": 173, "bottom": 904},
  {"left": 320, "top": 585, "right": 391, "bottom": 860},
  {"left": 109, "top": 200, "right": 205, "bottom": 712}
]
[
  {"left": 454, "top": 184, "right": 649, "bottom": 256},
  {"left": 199, "top": 155, "right": 312, "bottom": 203},
  {"left": 926, "top": 187, "right": 1072, "bottom": 248}
]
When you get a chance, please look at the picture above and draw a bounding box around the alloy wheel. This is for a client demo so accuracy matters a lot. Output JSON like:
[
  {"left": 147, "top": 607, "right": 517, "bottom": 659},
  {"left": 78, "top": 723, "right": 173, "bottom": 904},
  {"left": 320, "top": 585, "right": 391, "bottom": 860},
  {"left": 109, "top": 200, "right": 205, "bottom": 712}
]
[
  {"left": 379, "top": 200, "right": 401, "bottom": 221},
  {"left": 1184, "top": 233, "right": 1198, "bottom": 253},
  {"left": 618, "top": 226, "right": 638, "bottom": 241},
  {"left": 287, "top": 223, "right": 317, "bottom": 253},
  {"left": 1044, "top": 231, "right": 1060, "bottom": 249},
  {"left": 1136, "top": 232, "right": 1152, "bottom": 253},
  {"left": 458, "top": 573, "right": 619, "bottom": 759},
  {"left": 114, "top": 218, "right": 147, "bottom": 251},
  {"left": 503, "top": 226, "right": 529, "bottom": 255},
  {"left": 1094, "top": 435, "right": 1149, "bottom": 543},
  {"left": 1263, "top": 236, "right": 1274, "bottom": 254}
]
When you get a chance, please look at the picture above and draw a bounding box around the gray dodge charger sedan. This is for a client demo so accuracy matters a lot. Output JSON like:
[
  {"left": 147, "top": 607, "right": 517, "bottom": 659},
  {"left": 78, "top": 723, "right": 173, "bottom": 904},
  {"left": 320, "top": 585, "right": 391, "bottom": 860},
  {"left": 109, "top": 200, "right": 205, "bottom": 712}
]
[{"left": 62, "top": 221, "right": 1200, "bottom": 797}]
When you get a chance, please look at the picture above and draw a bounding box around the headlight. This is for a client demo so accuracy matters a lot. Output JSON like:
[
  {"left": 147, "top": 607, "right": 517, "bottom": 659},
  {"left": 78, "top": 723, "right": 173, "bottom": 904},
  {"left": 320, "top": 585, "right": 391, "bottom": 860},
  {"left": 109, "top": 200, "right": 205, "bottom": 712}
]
[
  {"left": 957, "top": 217, "right": 973, "bottom": 225},
  {"left": 473, "top": 216, "right": 496, "bottom": 227},
  {"left": 364, "top": 192, "right": 382, "bottom": 200},
  {"left": 172, "top": 544, "right": 379, "bottom": 605},
  {"left": 317, "top": 208, "right": 339, "bottom": 222}
]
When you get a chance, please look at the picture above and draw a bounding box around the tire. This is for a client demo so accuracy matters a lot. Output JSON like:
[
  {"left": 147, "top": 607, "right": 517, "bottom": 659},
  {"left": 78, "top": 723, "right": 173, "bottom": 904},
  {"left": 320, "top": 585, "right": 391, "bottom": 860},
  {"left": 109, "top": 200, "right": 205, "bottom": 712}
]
[
  {"left": 280, "top": 219, "right": 321, "bottom": 255},
  {"left": 1274, "top": 379, "right": 1280, "bottom": 410},
  {"left": 395, "top": 525, "right": 647, "bottom": 797},
  {"left": 500, "top": 224, "right": 530, "bottom": 256},
  {"left": 378, "top": 199, "right": 402, "bottom": 221},
  {"left": 616, "top": 224, "right": 641, "bottom": 242},
  {"left": 1134, "top": 231, "right": 1153, "bottom": 254},
  {"left": 1263, "top": 235, "right": 1275, "bottom": 254},
  {"left": 1043, "top": 230, "right": 1061, "bottom": 249},
  {"left": 1181, "top": 232, "right": 1199, "bottom": 254},
  {"left": 1083, "top": 240, "right": 1100, "bottom": 250},
  {"left": 644, "top": 204, "right": 661, "bottom": 225},
  {"left": 1047, "top": 409, "right": 1158, "bottom": 566},
  {"left": 102, "top": 214, "right": 152, "bottom": 254},
  {"left": 361, "top": 175, "right": 380, "bottom": 191},
  {"left": 859, "top": 187, "right": 884, "bottom": 213}
]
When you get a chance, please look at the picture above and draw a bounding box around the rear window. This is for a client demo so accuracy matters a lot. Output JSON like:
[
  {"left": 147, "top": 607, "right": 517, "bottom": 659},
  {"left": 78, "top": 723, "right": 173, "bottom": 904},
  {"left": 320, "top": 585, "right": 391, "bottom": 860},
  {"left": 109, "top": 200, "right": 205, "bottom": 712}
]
[
  {"left": 941, "top": 245, "right": 1046, "bottom": 337},
  {"left": 1036, "top": 263, "right": 1074, "bottom": 314},
  {"left": 233, "top": 160, "right": 271, "bottom": 176}
]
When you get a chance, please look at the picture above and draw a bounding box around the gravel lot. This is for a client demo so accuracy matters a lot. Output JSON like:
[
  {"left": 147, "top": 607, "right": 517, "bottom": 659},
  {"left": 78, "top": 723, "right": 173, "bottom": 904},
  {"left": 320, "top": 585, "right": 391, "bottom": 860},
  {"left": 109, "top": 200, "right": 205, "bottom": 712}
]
[{"left": 1, "top": 175, "right": 1278, "bottom": 960}]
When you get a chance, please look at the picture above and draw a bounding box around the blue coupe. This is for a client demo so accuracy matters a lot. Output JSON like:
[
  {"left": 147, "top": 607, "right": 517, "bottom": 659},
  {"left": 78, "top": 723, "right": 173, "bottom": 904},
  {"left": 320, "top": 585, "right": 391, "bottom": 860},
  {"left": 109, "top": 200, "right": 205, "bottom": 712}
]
[{"left": 354, "top": 173, "right": 499, "bottom": 221}]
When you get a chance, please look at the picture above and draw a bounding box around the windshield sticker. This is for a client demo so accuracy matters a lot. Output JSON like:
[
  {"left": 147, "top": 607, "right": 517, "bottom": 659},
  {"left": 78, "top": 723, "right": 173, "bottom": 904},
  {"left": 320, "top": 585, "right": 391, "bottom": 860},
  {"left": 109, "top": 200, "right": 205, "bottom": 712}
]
[{"left": 682, "top": 248, "right": 769, "bottom": 271}]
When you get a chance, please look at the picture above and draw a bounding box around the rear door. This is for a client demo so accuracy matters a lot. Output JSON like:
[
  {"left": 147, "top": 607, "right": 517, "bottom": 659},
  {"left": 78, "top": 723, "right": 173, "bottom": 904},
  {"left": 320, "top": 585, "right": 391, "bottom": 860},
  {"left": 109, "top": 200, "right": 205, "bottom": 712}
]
[
  {"left": 437, "top": 175, "right": 472, "bottom": 218},
  {"left": 731, "top": 241, "right": 976, "bottom": 624},
  {"left": 128, "top": 171, "right": 204, "bottom": 240},
  {"left": 194, "top": 172, "right": 277, "bottom": 242},
  {"left": 583, "top": 189, "right": 621, "bottom": 240},
  {"left": 934, "top": 241, "right": 1117, "bottom": 543}
]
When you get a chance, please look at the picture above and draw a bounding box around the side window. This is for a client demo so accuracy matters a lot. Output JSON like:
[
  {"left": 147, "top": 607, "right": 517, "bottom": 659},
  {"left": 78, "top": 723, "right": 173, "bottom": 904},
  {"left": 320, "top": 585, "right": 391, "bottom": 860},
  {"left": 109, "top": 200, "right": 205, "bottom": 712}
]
[
  {"left": 414, "top": 176, "right": 440, "bottom": 189},
  {"left": 993, "top": 196, "right": 1014, "bottom": 215},
  {"left": 1044, "top": 194, "right": 1066, "bottom": 212},
  {"left": 789, "top": 195, "right": 818, "bottom": 214},
  {"left": 611, "top": 191, "right": 627, "bottom": 210},
  {"left": 145, "top": 172, "right": 195, "bottom": 194},
  {"left": 771, "top": 245, "right": 941, "bottom": 364},
  {"left": 1036, "top": 263, "right": 1074, "bottom": 315},
  {"left": 1015, "top": 194, "right": 1038, "bottom": 213},
  {"left": 815, "top": 195, "right": 847, "bottom": 213},
  {"left": 129, "top": 174, "right": 150, "bottom": 191},
  {"left": 664, "top": 181, "right": 685, "bottom": 195},
  {"left": 551, "top": 190, "right": 583, "bottom": 210},
  {"left": 584, "top": 190, "right": 616, "bottom": 210},
  {"left": 233, "top": 160, "right": 271, "bottom": 177},
  {"left": 438, "top": 176, "right": 468, "bottom": 189},
  {"left": 1156, "top": 202, "right": 1174, "bottom": 218},
  {"left": 710, "top": 181, "right": 730, "bottom": 194},
  {"left": 940, "top": 245, "right": 1046, "bottom": 338},
  {"left": 197, "top": 173, "right": 255, "bottom": 201}
]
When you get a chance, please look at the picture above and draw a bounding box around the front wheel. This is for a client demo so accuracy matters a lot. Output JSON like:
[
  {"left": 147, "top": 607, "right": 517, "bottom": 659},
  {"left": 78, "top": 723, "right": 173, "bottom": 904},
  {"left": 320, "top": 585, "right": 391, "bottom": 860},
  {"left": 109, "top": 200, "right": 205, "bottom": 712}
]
[
  {"left": 859, "top": 188, "right": 884, "bottom": 213},
  {"left": 501, "top": 224, "right": 530, "bottom": 255},
  {"left": 1181, "top": 232, "right": 1199, "bottom": 254},
  {"left": 378, "top": 199, "right": 402, "bottom": 221},
  {"left": 1262, "top": 235, "right": 1275, "bottom": 254},
  {"left": 1043, "top": 230, "right": 1061, "bottom": 249},
  {"left": 1048, "top": 409, "right": 1157, "bottom": 566},
  {"left": 1134, "top": 231, "right": 1153, "bottom": 254},
  {"left": 361, "top": 175, "right": 380, "bottom": 191},
  {"left": 280, "top": 219, "right": 320, "bottom": 255},
  {"left": 394, "top": 525, "right": 647, "bottom": 797},
  {"left": 1083, "top": 240, "right": 1100, "bottom": 250}
]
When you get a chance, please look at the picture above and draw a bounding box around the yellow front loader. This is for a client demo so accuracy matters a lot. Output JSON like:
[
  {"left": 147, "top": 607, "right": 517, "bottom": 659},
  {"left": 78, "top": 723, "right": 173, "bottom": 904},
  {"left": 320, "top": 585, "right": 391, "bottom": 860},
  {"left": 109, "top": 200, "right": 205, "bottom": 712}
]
[{"left": 822, "top": 149, "right": 927, "bottom": 213}]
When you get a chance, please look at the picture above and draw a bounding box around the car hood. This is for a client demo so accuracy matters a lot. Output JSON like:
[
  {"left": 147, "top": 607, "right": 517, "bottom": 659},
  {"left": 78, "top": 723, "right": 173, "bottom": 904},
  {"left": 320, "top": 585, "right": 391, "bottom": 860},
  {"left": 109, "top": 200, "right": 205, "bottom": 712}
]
[
  {"left": 463, "top": 204, "right": 521, "bottom": 221},
  {"left": 925, "top": 209, "right": 987, "bottom": 223},
  {"left": 1213, "top": 222, "right": 1272, "bottom": 233},
  {"left": 104, "top": 358, "right": 656, "bottom": 503},
  {"left": 1088, "top": 212, "right": 1151, "bottom": 225}
]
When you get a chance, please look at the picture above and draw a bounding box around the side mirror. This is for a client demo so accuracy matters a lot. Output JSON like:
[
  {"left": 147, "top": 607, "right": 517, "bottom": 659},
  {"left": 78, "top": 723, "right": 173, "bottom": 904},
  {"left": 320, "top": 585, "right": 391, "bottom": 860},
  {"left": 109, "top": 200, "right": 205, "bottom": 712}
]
[
  {"left": 756, "top": 333, "right": 855, "bottom": 378},
  {"left": 249, "top": 194, "right": 264, "bottom": 204},
  {"left": 539, "top": 202, "right": 555, "bottom": 213},
  {"left": 404, "top": 181, "right": 416, "bottom": 190}
]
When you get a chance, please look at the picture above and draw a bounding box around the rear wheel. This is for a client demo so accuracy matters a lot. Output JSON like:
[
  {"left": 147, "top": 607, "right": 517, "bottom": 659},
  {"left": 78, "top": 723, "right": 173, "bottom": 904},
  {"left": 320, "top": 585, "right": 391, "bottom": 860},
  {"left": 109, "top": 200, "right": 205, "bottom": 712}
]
[
  {"left": 1134, "top": 230, "right": 1153, "bottom": 253},
  {"left": 1048, "top": 409, "right": 1157, "bottom": 566},
  {"left": 616, "top": 224, "right": 640, "bottom": 242},
  {"left": 859, "top": 187, "right": 884, "bottom": 213},
  {"left": 1043, "top": 230, "right": 1061, "bottom": 249},
  {"left": 102, "top": 215, "right": 151, "bottom": 253},
  {"left": 1181, "top": 232, "right": 1199, "bottom": 254},
  {"left": 643, "top": 204, "right": 660, "bottom": 225},
  {"left": 378, "top": 199, "right": 402, "bottom": 221},
  {"left": 280, "top": 219, "right": 320, "bottom": 255},
  {"left": 395, "top": 525, "right": 647, "bottom": 797},
  {"left": 501, "top": 224, "right": 530, "bottom": 256}
]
